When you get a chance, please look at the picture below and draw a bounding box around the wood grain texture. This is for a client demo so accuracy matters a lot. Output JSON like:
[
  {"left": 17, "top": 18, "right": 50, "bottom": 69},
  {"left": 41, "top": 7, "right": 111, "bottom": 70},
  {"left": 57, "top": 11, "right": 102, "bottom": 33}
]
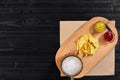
[{"left": 0, "top": 0, "right": 119, "bottom": 80}]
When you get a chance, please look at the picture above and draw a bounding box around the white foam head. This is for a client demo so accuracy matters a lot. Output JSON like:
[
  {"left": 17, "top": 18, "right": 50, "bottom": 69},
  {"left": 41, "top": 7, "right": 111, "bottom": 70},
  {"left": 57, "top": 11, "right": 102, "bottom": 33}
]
[{"left": 61, "top": 56, "right": 83, "bottom": 76}]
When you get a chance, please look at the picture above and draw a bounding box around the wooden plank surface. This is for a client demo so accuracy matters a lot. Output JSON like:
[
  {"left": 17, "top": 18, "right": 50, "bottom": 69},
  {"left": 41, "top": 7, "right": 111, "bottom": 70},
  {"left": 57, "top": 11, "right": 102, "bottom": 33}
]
[{"left": 0, "top": 0, "right": 120, "bottom": 80}]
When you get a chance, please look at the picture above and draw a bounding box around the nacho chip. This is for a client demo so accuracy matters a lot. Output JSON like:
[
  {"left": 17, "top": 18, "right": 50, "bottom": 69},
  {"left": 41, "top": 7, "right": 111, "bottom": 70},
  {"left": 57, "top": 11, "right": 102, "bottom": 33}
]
[{"left": 76, "top": 33, "right": 99, "bottom": 56}]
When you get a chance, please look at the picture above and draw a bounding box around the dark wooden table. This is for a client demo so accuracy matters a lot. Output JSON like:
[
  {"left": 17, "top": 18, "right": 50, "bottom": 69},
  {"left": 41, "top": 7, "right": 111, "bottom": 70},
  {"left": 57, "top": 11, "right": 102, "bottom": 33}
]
[{"left": 0, "top": 0, "right": 119, "bottom": 80}]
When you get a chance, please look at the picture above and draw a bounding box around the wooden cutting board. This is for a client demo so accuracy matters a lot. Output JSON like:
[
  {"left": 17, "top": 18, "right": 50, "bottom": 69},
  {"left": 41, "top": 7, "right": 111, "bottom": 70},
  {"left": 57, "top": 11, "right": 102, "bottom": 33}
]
[
  {"left": 55, "top": 17, "right": 118, "bottom": 78},
  {"left": 60, "top": 21, "right": 115, "bottom": 76}
]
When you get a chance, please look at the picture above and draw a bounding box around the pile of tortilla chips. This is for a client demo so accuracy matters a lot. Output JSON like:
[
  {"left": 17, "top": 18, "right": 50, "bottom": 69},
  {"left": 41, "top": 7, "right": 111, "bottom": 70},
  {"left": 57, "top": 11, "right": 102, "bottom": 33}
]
[{"left": 76, "top": 33, "right": 99, "bottom": 56}]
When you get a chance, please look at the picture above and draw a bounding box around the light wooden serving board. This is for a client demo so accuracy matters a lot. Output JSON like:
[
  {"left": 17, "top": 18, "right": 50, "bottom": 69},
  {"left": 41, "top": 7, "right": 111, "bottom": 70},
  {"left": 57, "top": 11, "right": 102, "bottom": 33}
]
[
  {"left": 60, "top": 21, "right": 115, "bottom": 76},
  {"left": 55, "top": 17, "right": 118, "bottom": 78}
]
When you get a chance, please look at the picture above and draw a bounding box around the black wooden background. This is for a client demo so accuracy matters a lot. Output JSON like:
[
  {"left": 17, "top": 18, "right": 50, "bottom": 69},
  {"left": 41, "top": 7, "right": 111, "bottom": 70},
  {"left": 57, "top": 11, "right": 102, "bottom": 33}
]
[{"left": 0, "top": 0, "right": 119, "bottom": 80}]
